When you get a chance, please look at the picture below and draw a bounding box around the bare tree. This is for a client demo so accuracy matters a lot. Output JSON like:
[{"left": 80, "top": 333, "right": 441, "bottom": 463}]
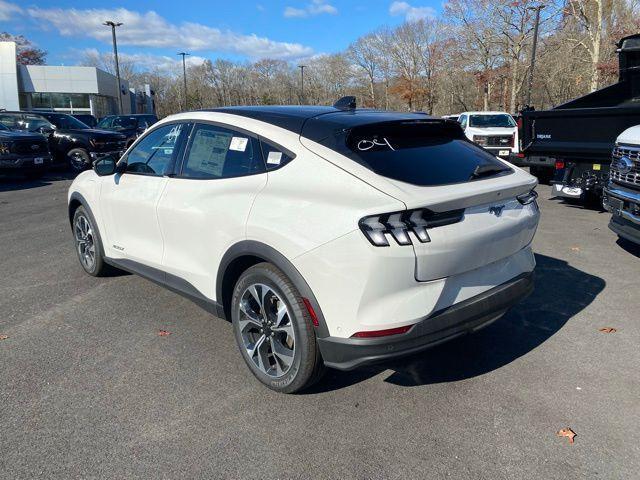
[{"left": 347, "top": 34, "right": 380, "bottom": 107}]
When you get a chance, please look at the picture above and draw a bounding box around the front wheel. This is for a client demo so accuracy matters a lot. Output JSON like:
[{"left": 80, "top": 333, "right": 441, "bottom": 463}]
[
  {"left": 231, "top": 263, "right": 324, "bottom": 393},
  {"left": 67, "top": 148, "right": 91, "bottom": 173},
  {"left": 72, "top": 206, "right": 113, "bottom": 277}
]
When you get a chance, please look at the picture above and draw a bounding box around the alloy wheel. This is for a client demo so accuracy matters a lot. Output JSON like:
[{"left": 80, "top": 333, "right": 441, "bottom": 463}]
[
  {"left": 74, "top": 214, "right": 95, "bottom": 271},
  {"left": 238, "top": 283, "right": 296, "bottom": 377}
]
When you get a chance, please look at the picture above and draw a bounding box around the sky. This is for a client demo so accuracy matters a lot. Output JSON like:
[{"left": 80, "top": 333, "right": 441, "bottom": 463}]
[{"left": 0, "top": 0, "right": 443, "bottom": 71}]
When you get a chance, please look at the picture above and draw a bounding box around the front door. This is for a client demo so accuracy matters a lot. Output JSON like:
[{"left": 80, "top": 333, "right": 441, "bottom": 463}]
[{"left": 100, "top": 123, "right": 188, "bottom": 268}]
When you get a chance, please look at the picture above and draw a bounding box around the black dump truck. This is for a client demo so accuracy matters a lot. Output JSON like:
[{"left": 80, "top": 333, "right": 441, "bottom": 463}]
[{"left": 518, "top": 34, "right": 640, "bottom": 202}]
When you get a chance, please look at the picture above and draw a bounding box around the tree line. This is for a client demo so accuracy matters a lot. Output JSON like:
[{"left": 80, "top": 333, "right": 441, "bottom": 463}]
[{"left": 10, "top": 0, "right": 640, "bottom": 118}]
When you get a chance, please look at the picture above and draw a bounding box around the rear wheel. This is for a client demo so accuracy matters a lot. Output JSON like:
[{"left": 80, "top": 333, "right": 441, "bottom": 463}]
[
  {"left": 231, "top": 263, "right": 324, "bottom": 393},
  {"left": 67, "top": 148, "right": 91, "bottom": 173}
]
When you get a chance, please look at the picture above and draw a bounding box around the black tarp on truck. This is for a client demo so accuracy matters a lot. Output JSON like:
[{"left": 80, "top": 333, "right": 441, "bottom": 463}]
[{"left": 519, "top": 34, "right": 640, "bottom": 200}]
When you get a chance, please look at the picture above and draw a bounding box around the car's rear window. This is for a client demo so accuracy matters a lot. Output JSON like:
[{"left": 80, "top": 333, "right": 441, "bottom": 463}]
[{"left": 337, "top": 121, "right": 512, "bottom": 186}]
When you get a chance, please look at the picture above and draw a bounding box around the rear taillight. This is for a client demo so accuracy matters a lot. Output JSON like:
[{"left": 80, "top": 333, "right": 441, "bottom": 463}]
[
  {"left": 352, "top": 325, "right": 413, "bottom": 338},
  {"left": 359, "top": 208, "right": 464, "bottom": 247},
  {"left": 555, "top": 160, "right": 565, "bottom": 170},
  {"left": 517, "top": 153, "right": 525, "bottom": 158}
]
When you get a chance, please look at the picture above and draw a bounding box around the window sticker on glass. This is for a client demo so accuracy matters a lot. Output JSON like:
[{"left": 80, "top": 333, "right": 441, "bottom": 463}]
[
  {"left": 267, "top": 151, "right": 282, "bottom": 165},
  {"left": 188, "top": 129, "right": 232, "bottom": 176},
  {"left": 229, "top": 136, "right": 249, "bottom": 152}
]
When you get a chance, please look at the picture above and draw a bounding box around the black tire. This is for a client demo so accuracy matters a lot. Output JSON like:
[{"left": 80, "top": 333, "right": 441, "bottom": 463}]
[
  {"left": 72, "top": 206, "right": 113, "bottom": 277},
  {"left": 231, "top": 262, "right": 325, "bottom": 393},
  {"left": 67, "top": 148, "right": 91, "bottom": 173}
]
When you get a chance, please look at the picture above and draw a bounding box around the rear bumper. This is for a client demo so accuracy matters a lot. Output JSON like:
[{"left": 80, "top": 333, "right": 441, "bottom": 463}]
[{"left": 317, "top": 271, "right": 534, "bottom": 370}]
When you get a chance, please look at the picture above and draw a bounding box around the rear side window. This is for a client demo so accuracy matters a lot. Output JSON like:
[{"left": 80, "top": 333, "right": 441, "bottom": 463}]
[
  {"left": 341, "top": 121, "right": 511, "bottom": 186},
  {"left": 259, "top": 139, "right": 294, "bottom": 171},
  {"left": 181, "top": 123, "right": 264, "bottom": 179}
]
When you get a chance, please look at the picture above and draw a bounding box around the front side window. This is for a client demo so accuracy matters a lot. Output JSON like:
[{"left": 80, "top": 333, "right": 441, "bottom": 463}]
[
  {"left": 112, "top": 117, "right": 138, "bottom": 130},
  {"left": 181, "top": 123, "right": 264, "bottom": 179},
  {"left": 469, "top": 114, "right": 516, "bottom": 128},
  {"left": 23, "top": 115, "right": 55, "bottom": 132},
  {"left": 125, "top": 123, "right": 185, "bottom": 176},
  {"left": 97, "top": 117, "right": 113, "bottom": 129},
  {"left": 42, "top": 114, "right": 89, "bottom": 130},
  {"left": 459, "top": 115, "right": 468, "bottom": 129}
]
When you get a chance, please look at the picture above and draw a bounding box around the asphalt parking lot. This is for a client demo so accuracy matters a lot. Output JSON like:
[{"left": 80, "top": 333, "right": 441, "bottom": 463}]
[{"left": 1, "top": 172, "right": 639, "bottom": 479}]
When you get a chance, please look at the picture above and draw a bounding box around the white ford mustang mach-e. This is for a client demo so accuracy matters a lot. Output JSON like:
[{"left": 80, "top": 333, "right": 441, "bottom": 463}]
[{"left": 68, "top": 100, "right": 540, "bottom": 393}]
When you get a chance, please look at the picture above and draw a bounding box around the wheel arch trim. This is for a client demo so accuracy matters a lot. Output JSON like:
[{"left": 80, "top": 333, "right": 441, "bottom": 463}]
[{"left": 217, "top": 240, "right": 330, "bottom": 338}]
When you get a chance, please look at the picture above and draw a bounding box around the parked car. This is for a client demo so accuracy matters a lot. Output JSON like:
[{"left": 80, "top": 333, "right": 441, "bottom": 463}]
[
  {"left": 0, "top": 122, "right": 52, "bottom": 177},
  {"left": 603, "top": 126, "right": 640, "bottom": 245},
  {"left": 458, "top": 111, "right": 519, "bottom": 160},
  {"left": 68, "top": 100, "right": 540, "bottom": 393},
  {"left": 97, "top": 114, "right": 158, "bottom": 148},
  {"left": 72, "top": 114, "right": 98, "bottom": 128},
  {"left": 0, "top": 111, "right": 127, "bottom": 172},
  {"left": 519, "top": 34, "right": 640, "bottom": 200}
]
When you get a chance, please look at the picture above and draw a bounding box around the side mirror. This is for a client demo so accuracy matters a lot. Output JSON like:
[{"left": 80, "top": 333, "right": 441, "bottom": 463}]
[
  {"left": 94, "top": 156, "right": 120, "bottom": 176},
  {"left": 37, "top": 126, "right": 54, "bottom": 135}
]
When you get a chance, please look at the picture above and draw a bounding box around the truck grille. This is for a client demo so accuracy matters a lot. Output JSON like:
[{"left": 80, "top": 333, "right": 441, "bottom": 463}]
[
  {"left": 11, "top": 139, "right": 49, "bottom": 155},
  {"left": 486, "top": 135, "right": 514, "bottom": 147},
  {"left": 611, "top": 146, "right": 640, "bottom": 187}
]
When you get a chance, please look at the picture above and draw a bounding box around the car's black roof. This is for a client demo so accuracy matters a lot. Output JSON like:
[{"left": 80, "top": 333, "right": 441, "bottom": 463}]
[{"left": 203, "top": 106, "right": 434, "bottom": 141}]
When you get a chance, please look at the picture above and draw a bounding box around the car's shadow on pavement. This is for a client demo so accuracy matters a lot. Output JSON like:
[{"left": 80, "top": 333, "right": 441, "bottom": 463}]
[
  {"left": 0, "top": 170, "right": 76, "bottom": 192},
  {"left": 306, "top": 253, "right": 605, "bottom": 393}
]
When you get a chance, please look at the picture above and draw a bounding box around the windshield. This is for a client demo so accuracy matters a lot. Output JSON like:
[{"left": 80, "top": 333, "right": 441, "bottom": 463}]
[
  {"left": 337, "top": 121, "right": 512, "bottom": 186},
  {"left": 469, "top": 114, "right": 516, "bottom": 128},
  {"left": 42, "top": 114, "right": 90, "bottom": 130}
]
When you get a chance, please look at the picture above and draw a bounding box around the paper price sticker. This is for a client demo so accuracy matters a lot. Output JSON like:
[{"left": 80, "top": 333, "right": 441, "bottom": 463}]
[
  {"left": 267, "top": 151, "right": 283, "bottom": 165},
  {"left": 229, "top": 137, "right": 249, "bottom": 152}
]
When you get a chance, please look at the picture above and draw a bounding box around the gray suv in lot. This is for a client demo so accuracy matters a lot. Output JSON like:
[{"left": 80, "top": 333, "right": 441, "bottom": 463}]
[{"left": 0, "top": 122, "right": 52, "bottom": 177}]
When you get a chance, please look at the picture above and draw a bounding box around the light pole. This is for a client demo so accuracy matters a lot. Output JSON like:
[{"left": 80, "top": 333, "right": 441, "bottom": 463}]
[
  {"left": 177, "top": 52, "right": 190, "bottom": 110},
  {"left": 103, "top": 21, "right": 123, "bottom": 114},
  {"left": 298, "top": 65, "right": 306, "bottom": 104},
  {"left": 526, "top": 4, "right": 545, "bottom": 108}
]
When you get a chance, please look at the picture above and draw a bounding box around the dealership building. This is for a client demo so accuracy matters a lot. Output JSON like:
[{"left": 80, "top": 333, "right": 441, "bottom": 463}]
[{"left": 0, "top": 41, "right": 155, "bottom": 118}]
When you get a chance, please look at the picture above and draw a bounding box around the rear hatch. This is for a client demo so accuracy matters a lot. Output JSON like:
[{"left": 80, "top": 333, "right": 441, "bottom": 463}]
[{"left": 300, "top": 116, "right": 538, "bottom": 281}]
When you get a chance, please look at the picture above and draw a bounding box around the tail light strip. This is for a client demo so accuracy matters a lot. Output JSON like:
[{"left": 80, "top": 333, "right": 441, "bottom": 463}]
[{"left": 359, "top": 208, "right": 465, "bottom": 247}]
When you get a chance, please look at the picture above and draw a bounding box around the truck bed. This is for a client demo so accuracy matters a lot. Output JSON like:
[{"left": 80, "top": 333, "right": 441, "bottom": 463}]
[{"left": 521, "top": 105, "right": 640, "bottom": 163}]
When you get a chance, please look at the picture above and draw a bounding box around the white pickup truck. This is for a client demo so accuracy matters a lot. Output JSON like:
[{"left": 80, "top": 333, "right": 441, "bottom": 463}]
[
  {"left": 457, "top": 111, "right": 519, "bottom": 160},
  {"left": 603, "top": 126, "right": 640, "bottom": 245}
]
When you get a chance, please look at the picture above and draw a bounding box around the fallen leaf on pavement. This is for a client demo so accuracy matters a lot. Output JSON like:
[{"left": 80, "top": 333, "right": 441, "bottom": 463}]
[
  {"left": 557, "top": 428, "right": 577, "bottom": 444},
  {"left": 570, "top": 246, "right": 581, "bottom": 252},
  {"left": 158, "top": 330, "right": 172, "bottom": 336},
  {"left": 0, "top": 334, "right": 8, "bottom": 341},
  {"left": 599, "top": 327, "right": 617, "bottom": 333}
]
